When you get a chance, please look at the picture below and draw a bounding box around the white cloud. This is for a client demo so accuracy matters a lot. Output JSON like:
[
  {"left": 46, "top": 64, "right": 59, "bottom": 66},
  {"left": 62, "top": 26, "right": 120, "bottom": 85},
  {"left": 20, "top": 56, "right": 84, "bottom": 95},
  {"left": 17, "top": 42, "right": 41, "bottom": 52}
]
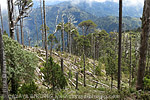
[
  {"left": 0, "top": 0, "right": 7, "bottom": 10},
  {"left": 0, "top": 0, "right": 144, "bottom": 10}
]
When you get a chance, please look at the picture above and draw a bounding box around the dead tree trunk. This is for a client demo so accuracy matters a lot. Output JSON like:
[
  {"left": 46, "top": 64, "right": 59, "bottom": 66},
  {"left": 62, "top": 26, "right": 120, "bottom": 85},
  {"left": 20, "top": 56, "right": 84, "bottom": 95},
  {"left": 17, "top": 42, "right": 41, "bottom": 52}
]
[
  {"left": 27, "top": 31, "right": 31, "bottom": 47},
  {"left": 61, "top": 58, "right": 64, "bottom": 74},
  {"left": 0, "top": 5, "right": 4, "bottom": 34},
  {"left": 93, "top": 34, "right": 95, "bottom": 75},
  {"left": 7, "top": 0, "right": 15, "bottom": 39},
  {"left": 111, "top": 74, "right": 113, "bottom": 91},
  {"left": 61, "top": 14, "right": 65, "bottom": 52},
  {"left": 69, "top": 18, "right": 72, "bottom": 54},
  {"left": 118, "top": 0, "right": 122, "bottom": 91},
  {"left": 136, "top": 0, "right": 150, "bottom": 90},
  {"left": 34, "top": 16, "right": 38, "bottom": 46},
  {"left": 76, "top": 72, "right": 78, "bottom": 90},
  {"left": 82, "top": 26, "right": 86, "bottom": 87},
  {"left": 50, "top": 40, "right": 53, "bottom": 57},
  {"left": 129, "top": 34, "right": 132, "bottom": 87},
  {"left": 0, "top": 29, "right": 9, "bottom": 100},
  {"left": 20, "top": 18, "right": 24, "bottom": 46},
  {"left": 40, "top": 0, "right": 44, "bottom": 48},
  {"left": 16, "top": 26, "right": 19, "bottom": 43},
  {"left": 43, "top": 0, "right": 48, "bottom": 63}
]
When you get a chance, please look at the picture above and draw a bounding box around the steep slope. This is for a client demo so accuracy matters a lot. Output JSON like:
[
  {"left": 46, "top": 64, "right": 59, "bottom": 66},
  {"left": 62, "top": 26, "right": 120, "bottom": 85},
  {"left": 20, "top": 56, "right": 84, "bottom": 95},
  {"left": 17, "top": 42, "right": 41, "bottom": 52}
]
[
  {"left": 23, "top": 46, "right": 130, "bottom": 99},
  {"left": 95, "top": 16, "right": 141, "bottom": 32}
]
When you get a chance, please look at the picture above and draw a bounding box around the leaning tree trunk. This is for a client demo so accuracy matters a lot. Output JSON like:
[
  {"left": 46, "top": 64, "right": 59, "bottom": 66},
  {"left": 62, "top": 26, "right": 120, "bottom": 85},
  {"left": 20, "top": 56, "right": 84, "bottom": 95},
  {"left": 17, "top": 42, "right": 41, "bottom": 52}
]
[
  {"left": 136, "top": 0, "right": 150, "bottom": 90},
  {"left": 0, "top": 29, "right": 9, "bottom": 100},
  {"left": 43, "top": 0, "right": 48, "bottom": 63}
]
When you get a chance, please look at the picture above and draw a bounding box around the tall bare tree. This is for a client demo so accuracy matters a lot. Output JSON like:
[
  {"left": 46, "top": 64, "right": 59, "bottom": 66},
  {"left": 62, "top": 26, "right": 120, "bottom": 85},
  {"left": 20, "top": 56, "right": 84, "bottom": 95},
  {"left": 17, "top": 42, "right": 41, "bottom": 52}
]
[
  {"left": 118, "top": 0, "right": 122, "bottom": 91},
  {"left": 40, "top": 0, "right": 44, "bottom": 48},
  {"left": 129, "top": 33, "right": 132, "bottom": 87},
  {"left": 43, "top": 0, "right": 48, "bottom": 63},
  {"left": 136, "top": 0, "right": 150, "bottom": 90},
  {"left": 15, "top": 26, "right": 20, "bottom": 43},
  {"left": 34, "top": 16, "right": 38, "bottom": 46},
  {"left": 61, "top": 14, "right": 65, "bottom": 52},
  {"left": 20, "top": 18, "right": 24, "bottom": 45},
  {"left": 7, "top": 0, "right": 33, "bottom": 39},
  {"left": 0, "top": 29, "right": 9, "bottom": 100},
  {"left": 7, "top": 0, "right": 15, "bottom": 39}
]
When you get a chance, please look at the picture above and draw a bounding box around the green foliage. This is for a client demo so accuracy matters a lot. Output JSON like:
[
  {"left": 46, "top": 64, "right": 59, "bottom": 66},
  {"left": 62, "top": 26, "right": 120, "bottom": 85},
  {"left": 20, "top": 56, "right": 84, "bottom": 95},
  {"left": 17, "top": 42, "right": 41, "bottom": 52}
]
[
  {"left": 2, "top": 35, "right": 38, "bottom": 89},
  {"left": 18, "top": 81, "right": 38, "bottom": 94},
  {"left": 0, "top": 96, "right": 3, "bottom": 100},
  {"left": 40, "top": 24, "right": 50, "bottom": 33},
  {"left": 143, "top": 76, "right": 150, "bottom": 91},
  {"left": 95, "top": 66, "right": 101, "bottom": 76},
  {"left": 3, "top": 31, "right": 8, "bottom": 36},
  {"left": 105, "top": 48, "right": 117, "bottom": 77},
  {"left": 41, "top": 57, "right": 67, "bottom": 90},
  {"left": 78, "top": 20, "right": 97, "bottom": 28},
  {"left": 140, "top": 92, "right": 150, "bottom": 100},
  {"left": 48, "top": 34, "right": 58, "bottom": 45},
  {"left": 129, "top": 87, "right": 136, "bottom": 93},
  {"left": 136, "top": 91, "right": 150, "bottom": 100},
  {"left": 78, "top": 20, "right": 97, "bottom": 35}
]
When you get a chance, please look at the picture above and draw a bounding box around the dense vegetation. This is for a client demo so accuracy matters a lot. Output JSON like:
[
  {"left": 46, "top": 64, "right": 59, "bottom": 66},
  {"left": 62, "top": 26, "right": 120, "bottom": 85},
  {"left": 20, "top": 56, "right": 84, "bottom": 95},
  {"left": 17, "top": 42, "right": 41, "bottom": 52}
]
[{"left": 0, "top": 0, "right": 150, "bottom": 100}]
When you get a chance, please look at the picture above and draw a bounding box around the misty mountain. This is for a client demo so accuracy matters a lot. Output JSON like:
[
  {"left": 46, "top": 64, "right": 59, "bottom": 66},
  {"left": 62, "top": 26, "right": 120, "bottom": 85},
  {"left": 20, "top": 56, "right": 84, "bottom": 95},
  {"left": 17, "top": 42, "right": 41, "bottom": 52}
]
[
  {"left": 33, "top": 1, "right": 143, "bottom": 17},
  {"left": 26, "top": 1, "right": 141, "bottom": 33},
  {"left": 76, "top": 1, "right": 143, "bottom": 17}
]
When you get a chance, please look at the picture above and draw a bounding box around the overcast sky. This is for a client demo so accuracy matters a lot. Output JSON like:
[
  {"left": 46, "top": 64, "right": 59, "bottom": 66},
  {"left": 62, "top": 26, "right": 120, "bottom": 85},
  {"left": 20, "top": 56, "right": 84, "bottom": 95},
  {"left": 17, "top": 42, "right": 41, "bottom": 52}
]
[{"left": 0, "top": 0, "right": 144, "bottom": 10}]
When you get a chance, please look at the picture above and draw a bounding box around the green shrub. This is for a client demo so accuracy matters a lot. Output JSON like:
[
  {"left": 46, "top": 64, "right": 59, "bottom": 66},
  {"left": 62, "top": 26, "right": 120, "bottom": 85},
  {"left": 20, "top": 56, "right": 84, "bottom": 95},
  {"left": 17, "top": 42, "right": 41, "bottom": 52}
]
[
  {"left": 41, "top": 57, "right": 68, "bottom": 90},
  {"left": 67, "top": 70, "right": 73, "bottom": 78},
  {"left": 144, "top": 76, "right": 150, "bottom": 91},
  {"left": 18, "top": 81, "right": 38, "bottom": 94},
  {"left": 0, "top": 96, "right": 3, "bottom": 100},
  {"left": 95, "top": 66, "right": 101, "bottom": 76},
  {"left": 3, "top": 35, "right": 38, "bottom": 93},
  {"left": 141, "top": 92, "right": 150, "bottom": 100},
  {"left": 129, "top": 87, "right": 136, "bottom": 93},
  {"left": 136, "top": 91, "right": 150, "bottom": 100},
  {"left": 98, "top": 87, "right": 105, "bottom": 91}
]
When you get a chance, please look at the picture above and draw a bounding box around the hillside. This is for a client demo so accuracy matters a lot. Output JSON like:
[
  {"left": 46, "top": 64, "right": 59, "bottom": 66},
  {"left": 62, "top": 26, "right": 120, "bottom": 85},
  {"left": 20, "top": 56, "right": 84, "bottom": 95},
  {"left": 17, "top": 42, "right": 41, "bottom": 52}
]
[
  {"left": 1, "top": 0, "right": 150, "bottom": 100},
  {"left": 23, "top": 2, "right": 141, "bottom": 45},
  {"left": 33, "top": 1, "right": 143, "bottom": 17},
  {"left": 0, "top": 1, "right": 142, "bottom": 46},
  {"left": 24, "top": 46, "right": 129, "bottom": 99}
]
